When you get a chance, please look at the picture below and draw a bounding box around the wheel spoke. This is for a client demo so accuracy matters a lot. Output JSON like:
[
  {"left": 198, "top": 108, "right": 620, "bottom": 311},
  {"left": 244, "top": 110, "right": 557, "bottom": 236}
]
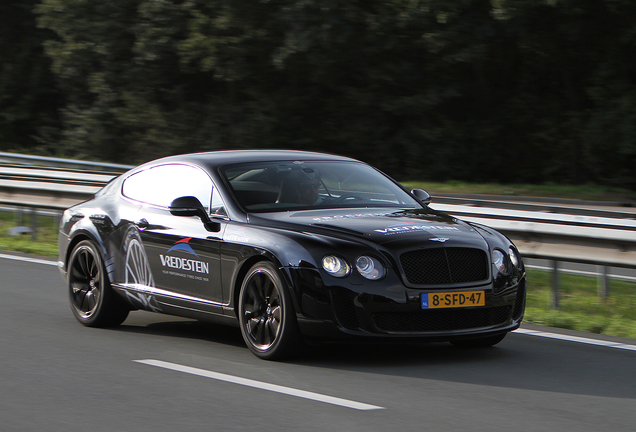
[
  {"left": 82, "top": 291, "right": 96, "bottom": 312},
  {"left": 247, "top": 280, "right": 264, "bottom": 308},
  {"left": 271, "top": 305, "right": 281, "bottom": 322},
  {"left": 247, "top": 317, "right": 260, "bottom": 334},
  {"left": 80, "top": 251, "right": 91, "bottom": 277},
  {"left": 253, "top": 274, "right": 264, "bottom": 297},
  {"left": 71, "top": 281, "right": 86, "bottom": 293},
  {"left": 71, "top": 260, "right": 89, "bottom": 282},
  {"left": 89, "top": 257, "right": 98, "bottom": 279},
  {"left": 266, "top": 315, "right": 280, "bottom": 342},
  {"left": 254, "top": 318, "right": 266, "bottom": 345},
  {"left": 270, "top": 290, "right": 280, "bottom": 307},
  {"left": 74, "top": 287, "right": 89, "bottom": 311},
  {"left": 262, "top": 277, "right": 273, "bottom": 299}
]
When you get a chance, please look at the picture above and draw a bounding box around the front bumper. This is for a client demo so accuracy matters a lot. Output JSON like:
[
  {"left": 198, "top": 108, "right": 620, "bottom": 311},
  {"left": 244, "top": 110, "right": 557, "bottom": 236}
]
[{"left": 289, "top": 267, "right": 526, "bottom": 340}]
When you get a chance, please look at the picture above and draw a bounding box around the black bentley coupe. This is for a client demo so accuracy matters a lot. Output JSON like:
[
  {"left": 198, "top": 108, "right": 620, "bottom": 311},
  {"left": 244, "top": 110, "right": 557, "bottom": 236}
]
[{"left": 58, "top": 150, "right": 526, "bottom": 359}]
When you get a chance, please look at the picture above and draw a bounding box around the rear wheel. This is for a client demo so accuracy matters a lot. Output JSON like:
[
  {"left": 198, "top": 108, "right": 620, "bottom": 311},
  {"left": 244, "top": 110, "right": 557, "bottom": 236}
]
[
  {"left": 238, "top": 262, "right": 301, "bottom": 360},
  {"left": 450, "top": 332, "right": 507, "bottom": 348},
  {"left": 68, "top": 240, "right": 129, "bottom": 327}
]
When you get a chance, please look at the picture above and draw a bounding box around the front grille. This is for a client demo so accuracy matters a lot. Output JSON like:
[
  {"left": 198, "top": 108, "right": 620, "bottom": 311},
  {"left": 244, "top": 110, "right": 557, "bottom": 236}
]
[
  {"left": 400, "top": 248, "right": 489, "bottom": 285},
  {"left": 372, "top": 306, "right": 511, "bottom": 333},
  {"left": 330, "top": 289, "right": 360, "bottom": 330}
]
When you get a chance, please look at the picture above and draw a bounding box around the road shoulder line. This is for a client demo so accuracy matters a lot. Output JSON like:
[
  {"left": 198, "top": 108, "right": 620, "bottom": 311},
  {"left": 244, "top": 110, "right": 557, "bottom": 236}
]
[{"left": 514, "top": 328, "right": 636, "bottom": 351}]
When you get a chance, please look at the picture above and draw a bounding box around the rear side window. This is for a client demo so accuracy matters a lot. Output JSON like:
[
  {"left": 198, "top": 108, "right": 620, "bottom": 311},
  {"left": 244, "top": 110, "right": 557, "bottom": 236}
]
[{"left": 122, "top": 164, "right": 213, "bottom": 210}]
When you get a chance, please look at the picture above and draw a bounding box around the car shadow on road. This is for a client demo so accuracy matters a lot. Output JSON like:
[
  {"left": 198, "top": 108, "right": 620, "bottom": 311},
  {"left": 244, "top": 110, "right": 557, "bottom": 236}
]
[
  {"left": 115, "top": 311, "right": 246, "bottom": 349},
  {"left": 113, "top": 311, "right": 636, "bottom": 401},
  {"left": 294, "top": 334, "right": 636, "bottom": 401}
]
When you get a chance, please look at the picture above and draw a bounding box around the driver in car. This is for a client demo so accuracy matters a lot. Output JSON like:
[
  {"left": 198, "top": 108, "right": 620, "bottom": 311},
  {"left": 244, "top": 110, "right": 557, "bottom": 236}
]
[{"left": 278, "top": 168, "right": 324, "bottom": 205}]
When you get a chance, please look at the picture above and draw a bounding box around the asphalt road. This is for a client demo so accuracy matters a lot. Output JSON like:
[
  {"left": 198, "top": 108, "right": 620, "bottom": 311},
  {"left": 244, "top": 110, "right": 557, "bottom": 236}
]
[{"left": 2, "top": 254, "right": 635, "bottom": 432}]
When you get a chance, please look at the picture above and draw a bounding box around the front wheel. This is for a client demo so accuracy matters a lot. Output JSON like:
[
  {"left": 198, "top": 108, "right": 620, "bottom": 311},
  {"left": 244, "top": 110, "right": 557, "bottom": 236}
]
[
  {"left": 68, "top": 240, "right": 129, "bottom": 327},
  {"left": 238, "top": 262, "right": 301, "bottom": 360},
  {"left": 450, "top": 332, "right": 507, "bottom": 348}
]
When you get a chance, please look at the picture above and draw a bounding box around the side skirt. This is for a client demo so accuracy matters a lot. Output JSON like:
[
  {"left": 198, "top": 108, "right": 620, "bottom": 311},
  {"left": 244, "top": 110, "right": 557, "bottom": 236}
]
[{"left": 112, "top": 283, "right": 237, "bottom": 326}]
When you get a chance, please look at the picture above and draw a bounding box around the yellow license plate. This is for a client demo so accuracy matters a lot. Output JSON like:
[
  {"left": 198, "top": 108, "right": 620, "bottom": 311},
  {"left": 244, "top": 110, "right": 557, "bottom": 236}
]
[{"left": 422, "top": 291, "right": 485, "bottom": 309}]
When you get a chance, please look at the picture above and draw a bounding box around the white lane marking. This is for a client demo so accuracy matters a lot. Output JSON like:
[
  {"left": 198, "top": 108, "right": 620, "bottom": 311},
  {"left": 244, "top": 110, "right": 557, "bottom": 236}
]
[
  {"left": 514, "top": 328, "right": 636, "bottom": 352},
  {"left": 0, "top": 253, "right": 58, "bottom": 267},
  {"left": 134, "top": 359, "right": 384, "bottom": 411}
]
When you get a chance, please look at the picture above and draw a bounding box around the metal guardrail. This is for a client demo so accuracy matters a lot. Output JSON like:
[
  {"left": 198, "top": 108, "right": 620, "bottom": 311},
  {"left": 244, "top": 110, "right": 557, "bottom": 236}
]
[
  {"left": 1, "top": 152, "right": 636, "bottom": 306},
  {"left": 0, "top": 151, "right": 133, "bottom": 172},
  {"left": 0, "top": 154, "right": 127, "bottom": 210}
]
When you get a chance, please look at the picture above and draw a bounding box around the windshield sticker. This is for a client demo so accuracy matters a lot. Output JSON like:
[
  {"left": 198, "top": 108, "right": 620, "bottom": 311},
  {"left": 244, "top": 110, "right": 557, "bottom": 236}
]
[
  {"left": 312, "top": 212, "right": 390, "bottom": 222},
  {"left": 374, "top": 223, "right": 460, "bottom": 235}
]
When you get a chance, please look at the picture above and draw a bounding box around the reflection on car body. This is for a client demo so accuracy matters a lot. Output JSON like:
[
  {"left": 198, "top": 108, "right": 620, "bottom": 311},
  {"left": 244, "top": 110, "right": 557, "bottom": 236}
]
[{"left": 58, "top": 150, "right": 526, "bottom": 360}]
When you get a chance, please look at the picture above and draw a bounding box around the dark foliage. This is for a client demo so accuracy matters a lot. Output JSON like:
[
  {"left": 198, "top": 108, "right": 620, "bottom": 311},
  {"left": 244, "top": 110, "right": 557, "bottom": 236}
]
[{"left": 2, "top": 1, "right": 635, "bottom": 189}]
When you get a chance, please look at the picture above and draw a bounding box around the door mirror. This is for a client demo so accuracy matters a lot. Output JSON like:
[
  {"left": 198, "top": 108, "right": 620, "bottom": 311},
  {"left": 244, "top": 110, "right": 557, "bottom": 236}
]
[
  {"left": 411, "top": 189, "right": 432, "bottom": 205},
  {"left": 170, "top": 196, "right": 221, "bottom": 232}
]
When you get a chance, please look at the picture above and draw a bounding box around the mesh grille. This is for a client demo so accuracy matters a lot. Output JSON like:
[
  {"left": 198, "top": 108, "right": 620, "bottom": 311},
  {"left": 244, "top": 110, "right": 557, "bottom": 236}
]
[
  {"left": 330, "top": 289, "right": 360, "bottom": 330},
  {"left": 400, "top": 248, "right": 489, "bottom": 285},
  {"left": 372, "top": 306, "right": 511, "bottom": 333}
]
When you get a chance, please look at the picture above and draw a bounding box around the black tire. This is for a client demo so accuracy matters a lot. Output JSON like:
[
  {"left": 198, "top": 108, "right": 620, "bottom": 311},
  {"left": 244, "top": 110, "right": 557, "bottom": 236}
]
[
  {"left": 450, "top": 332, "right": 507, "bottom": 348},
  {"left": 238, "top": 262, "right": 301, "bottom": 360},
  {"left": 68, "top": 240, "right": 129, "bottom": 327}
]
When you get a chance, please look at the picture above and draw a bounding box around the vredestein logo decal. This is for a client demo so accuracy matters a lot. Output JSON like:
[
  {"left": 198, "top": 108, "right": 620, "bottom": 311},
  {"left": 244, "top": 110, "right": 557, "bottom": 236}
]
[
  {"left": 374, "top": 223, "right": 460, "bottom": 235},
  {"left": 166, "top": 237, "right": 199, "bottom": 257},
  {"left": 159, "top": 238, "right": 210, "bottom": 274}
]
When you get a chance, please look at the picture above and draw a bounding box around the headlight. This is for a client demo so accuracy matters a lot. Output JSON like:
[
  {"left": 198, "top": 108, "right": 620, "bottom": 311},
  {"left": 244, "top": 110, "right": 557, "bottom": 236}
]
[
  {"left": 508, "top": 246, "right": 521, "bottom": 268},
  {"left": 355, "top": 256, "right": 385, "bottom": 280},
  {"left": 492, "top": 249, "right": 509, "bottom": 275},
  {"left": 322, "top": 255, "right": 350, "bottom": 277}
]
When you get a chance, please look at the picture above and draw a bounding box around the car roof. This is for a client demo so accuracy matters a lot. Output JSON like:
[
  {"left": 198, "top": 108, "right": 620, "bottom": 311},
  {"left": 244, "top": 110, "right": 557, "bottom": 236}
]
[{"left": 140, "top": 150, "right": 359, "bottom": 171}]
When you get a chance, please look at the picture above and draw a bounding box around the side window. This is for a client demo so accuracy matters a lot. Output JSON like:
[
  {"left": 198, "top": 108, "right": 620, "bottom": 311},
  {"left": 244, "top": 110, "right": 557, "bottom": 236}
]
[{"left": 122, "top": 164, "right": 212, "bottom": 210}]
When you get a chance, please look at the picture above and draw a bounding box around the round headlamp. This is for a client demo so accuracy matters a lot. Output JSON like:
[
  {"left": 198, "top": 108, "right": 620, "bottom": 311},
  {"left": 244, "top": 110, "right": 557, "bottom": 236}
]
[
  {"left": 508, "top": 246, "right": 521, "bottom": 268},
  {"left": 355, "top": 256, "right": 385, "bottom": 280},
  {"left": 322, "top": 255, "right": 350, "bottom": 278},
  {"left": 492, "top": 249, "right": 509, "bottom": 275}
]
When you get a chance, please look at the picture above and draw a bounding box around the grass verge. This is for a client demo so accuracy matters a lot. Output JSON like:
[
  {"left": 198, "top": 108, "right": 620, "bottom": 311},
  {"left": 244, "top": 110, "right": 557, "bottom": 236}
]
[
  {"left": 524, "top": 269, "right": 636, "bottom": 339},
  {"left": 0, "top": 211, "right": 59, "bottom": 257}
]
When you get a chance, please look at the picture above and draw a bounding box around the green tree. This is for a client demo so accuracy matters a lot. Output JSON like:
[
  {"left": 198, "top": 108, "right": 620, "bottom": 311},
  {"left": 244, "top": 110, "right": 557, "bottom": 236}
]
[
  {"left": 32, "top": 0, "right": 636, "bottom": 190},
  {"left": 0, "top": 0, "right": 61, "bottom": 153}
]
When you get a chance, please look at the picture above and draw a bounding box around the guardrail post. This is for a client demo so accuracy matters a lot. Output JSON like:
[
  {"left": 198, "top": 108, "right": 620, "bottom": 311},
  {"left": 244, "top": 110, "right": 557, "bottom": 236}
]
[
  {"left": 597, "top": 265, "right": 609, "bottom": 300},
  {"left": 30, "top": 208, "right": 37, "bottom": 241},
  {"left": 551, "top": 260, "right": 560, "bottom": 309},
  {"left": 15, "top": 207, "right": 24, "bottom": 225}
]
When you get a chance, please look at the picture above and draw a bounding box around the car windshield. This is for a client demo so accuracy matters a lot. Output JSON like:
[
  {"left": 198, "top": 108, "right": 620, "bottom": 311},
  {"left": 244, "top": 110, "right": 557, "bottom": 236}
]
[{"left": 221, "top": 160, "right": 421, "bottom": 212}]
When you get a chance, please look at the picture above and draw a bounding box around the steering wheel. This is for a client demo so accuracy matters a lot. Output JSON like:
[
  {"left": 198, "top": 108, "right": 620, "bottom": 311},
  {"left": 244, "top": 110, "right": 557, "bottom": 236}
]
[{"left": 333, "top": 194, "right": 365, "bottom": 204}]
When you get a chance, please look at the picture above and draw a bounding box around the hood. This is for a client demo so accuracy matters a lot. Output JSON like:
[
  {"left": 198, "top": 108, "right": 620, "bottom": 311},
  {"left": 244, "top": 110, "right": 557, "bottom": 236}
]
[{"left": 249, "top": 207, "right": 489, "bottom": 250}]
